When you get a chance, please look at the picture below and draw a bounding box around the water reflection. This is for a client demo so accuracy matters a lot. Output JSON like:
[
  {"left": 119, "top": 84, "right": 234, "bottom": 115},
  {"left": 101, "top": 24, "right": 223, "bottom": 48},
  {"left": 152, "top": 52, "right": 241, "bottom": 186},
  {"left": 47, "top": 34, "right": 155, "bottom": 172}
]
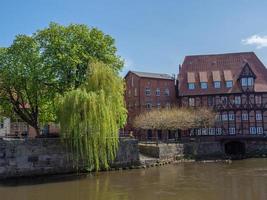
[{"left": 0, "top": 159, "right": 267, "bottom": 200}]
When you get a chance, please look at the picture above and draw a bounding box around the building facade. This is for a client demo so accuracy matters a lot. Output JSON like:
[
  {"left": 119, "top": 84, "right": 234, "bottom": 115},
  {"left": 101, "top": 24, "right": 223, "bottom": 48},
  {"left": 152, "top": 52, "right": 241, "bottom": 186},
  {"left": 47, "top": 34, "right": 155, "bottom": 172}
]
[
  {"left": 125, "top": 52, "right": 267, "bottom": 143},
  {"left": 178, "top": 52, "right": 267, "bottom": 140},
  {"left": 123, "top": 71, "right": 176, "bottom": 137}
]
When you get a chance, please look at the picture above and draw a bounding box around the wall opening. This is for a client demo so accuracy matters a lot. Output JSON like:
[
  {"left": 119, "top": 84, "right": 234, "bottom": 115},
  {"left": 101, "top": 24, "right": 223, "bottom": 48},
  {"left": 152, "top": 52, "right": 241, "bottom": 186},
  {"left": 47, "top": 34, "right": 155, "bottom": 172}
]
[{"left": 224, "top": 141, "right": 245, "bottom": 155}]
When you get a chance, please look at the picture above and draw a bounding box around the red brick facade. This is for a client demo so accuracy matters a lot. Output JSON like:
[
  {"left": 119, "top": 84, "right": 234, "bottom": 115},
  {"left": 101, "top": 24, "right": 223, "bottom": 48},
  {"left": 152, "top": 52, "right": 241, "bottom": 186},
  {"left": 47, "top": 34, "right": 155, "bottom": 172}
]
[{"left": 123, "top": 71, "right": 176, "bottom": 136}]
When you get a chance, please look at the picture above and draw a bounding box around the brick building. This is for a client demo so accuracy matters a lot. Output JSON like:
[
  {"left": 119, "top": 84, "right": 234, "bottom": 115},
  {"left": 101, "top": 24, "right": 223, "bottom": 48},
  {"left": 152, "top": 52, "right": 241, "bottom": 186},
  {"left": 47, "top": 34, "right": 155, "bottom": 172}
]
[
  {"left": 123, "top": 71, "right": 176, "bottom": 137},
  {"left": 178, "top": 52, "right": 267, "bottom": 142}
]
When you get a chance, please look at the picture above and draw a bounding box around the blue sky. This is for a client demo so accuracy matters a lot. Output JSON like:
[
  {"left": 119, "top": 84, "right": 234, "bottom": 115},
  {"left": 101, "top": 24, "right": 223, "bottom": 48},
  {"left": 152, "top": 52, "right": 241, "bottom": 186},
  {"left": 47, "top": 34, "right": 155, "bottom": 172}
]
[{"left": 1, "top": 0, "right": 267, "bottom": 76}]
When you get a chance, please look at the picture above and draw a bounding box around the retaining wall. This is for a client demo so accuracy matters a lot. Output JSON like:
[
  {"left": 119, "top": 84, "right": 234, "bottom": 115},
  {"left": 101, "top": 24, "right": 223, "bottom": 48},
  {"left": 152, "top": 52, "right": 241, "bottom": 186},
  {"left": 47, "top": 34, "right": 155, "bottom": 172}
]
[{"left": 0, "top": 138, "right": 139, "bottom": 179}]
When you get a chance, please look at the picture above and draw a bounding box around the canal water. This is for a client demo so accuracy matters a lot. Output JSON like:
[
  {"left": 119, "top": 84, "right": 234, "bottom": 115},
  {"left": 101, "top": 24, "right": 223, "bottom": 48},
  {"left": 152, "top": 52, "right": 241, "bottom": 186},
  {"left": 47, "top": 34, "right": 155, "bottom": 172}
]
[{"left": 1, "top": 158, "right": 267, "bottom": 200}]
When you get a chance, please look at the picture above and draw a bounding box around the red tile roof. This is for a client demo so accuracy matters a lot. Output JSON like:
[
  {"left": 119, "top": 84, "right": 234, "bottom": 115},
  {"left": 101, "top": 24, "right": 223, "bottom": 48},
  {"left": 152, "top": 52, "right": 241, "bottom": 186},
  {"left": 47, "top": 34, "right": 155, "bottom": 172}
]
[{"left": 178, "top": 52, "right": 267, "bottom": 96}]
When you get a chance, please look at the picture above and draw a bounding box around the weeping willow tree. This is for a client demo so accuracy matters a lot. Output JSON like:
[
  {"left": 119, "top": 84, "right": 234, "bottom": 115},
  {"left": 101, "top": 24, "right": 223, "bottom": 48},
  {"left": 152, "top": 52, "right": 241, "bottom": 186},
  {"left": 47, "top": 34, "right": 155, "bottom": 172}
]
[{"left": 56, "top": 62, "right": 127, "bottom": 171}]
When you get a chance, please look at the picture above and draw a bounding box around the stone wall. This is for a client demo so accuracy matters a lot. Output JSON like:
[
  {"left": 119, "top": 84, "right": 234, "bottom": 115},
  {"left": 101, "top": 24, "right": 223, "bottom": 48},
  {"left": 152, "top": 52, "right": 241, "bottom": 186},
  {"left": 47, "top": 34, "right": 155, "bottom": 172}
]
[
  {"left": 139, "top": 143, "right": 184, "bottom": 159},
  {"left": 0, "top": 138, "right": 139, "bottom": 179},
  {"left": 184, "top": 142, "right": 225, "bottom": 159},
  {"left": 245, "top": 140, "right": 267, "bottom": 157}
]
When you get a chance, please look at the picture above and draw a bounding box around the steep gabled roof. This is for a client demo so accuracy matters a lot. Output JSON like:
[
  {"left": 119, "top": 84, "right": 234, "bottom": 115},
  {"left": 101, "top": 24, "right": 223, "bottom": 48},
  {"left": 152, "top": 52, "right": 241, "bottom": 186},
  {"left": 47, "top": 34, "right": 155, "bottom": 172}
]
[
  {"left": 178, "top": 52, "right": 267, "bottom": 96},
  {"left": 125, "top": 70, "right": 174, "bottom": 80}
]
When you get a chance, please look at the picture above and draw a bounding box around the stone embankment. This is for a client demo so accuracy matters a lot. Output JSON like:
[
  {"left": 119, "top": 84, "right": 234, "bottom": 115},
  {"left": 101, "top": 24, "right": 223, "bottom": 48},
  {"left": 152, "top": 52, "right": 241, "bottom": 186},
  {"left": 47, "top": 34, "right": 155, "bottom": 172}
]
[{"left": 0, "top": 138, "right": 139, "bottom": 179}]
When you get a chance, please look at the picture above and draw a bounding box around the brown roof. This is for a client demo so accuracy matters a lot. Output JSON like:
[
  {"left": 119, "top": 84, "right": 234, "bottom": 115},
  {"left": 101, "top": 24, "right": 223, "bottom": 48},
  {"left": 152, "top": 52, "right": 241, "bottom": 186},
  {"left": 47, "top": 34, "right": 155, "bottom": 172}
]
[{"left": 178, "top": 52, "right": 267, "bottom": 96}]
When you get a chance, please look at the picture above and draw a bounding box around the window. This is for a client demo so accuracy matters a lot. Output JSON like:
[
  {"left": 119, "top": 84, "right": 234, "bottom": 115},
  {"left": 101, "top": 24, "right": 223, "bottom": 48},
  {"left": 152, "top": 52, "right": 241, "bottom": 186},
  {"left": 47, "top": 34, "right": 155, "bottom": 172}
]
[
  {"left": 202, "top": 128, "right": 208, "bottom": 135},
  {"left": 229, "top": 113, "right": 235, "bottom": 121},
  {"left": 221, "top": 96, "right": 228, "bottom": 105},
  {"left": 248, "top": 77, "right": 254, "bottom": 86},
  {"left": 189, "top": 98, "right": 195, "bottom": 107},
  {"left": 226, "top": 80, "right": 233, "bottom": 88},
  {"left": 200, "top": 82, "right": 208, "bottom": 89},
  {"left": 146, "top": 102, "right": 152, "bottom": 110},
  {"left": 241, "top": 77, "right": 254, "bottom": 87},
  {"left": 242, "top": 113, "right": 248, "bottom": 121},
  {"left": 188, "top": 83, "right": 195, "bottom": 90},
  {"left": 215, "top": 114, "right": 221, "bottom": 121},
  {"left": 241, "top": 78, "right": 248, "bottom": 86},
  {"left": 156, "top": 88, "right": 160, "bottom": 96},
  {"left": 164, "top": 88, "right": 170, "bottom": 96},
  {"left": 145, "top": 88, "right": 151, "bottom": 96},
  {"left": 216, "top": 128, "right": 222, "bottom": 135},
  {"left": 128, "top": 89, "right": 131, "bottom": 97},
  {"left": 229, "top": 127, "right": 236, "bottom": 135},
  {"left": 214, "top": 81, "right": 221, "bottom": 88},
  {"left": 256, "top": 113, "right": 262, "bottom": 121},
  {"left": 208, "top": 96, "right": 214, "bottom": 106},
  {"left": 250, "top": 127, "right": 257, "bottom": 134},
  {"left": 255, "top": 95, "right": 262, "bottom": 104},
  {"left": 208, "top": 128, "right": 215, "bottom": 135},
  {"left": 257, "top": 127, "right": 263, "bottom": 134},
  {"left": 134, "top": 88, "right": 138, "bottom": 96},
  {"left": 197, "top": 129, "right": 201, "bottom": 136},
  {"left": 234, "top": 96, "right": 241, "bottom": 105},
  {"left": 222, "top": 114, "right": 228, "bottom": 121}
]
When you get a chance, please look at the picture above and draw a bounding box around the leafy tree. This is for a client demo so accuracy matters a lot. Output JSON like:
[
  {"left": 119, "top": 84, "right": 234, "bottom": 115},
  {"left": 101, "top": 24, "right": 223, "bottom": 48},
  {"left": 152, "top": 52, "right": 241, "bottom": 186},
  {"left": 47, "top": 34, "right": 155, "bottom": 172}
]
[
  {"left": 56, "top": 62, "right": 127, "bottom": 171},
  {"left": 133, "top": 107, "right": 215, "bottom": 131},
  {"left": 0, "top": 23, "right": 123, "bottom": 136}
]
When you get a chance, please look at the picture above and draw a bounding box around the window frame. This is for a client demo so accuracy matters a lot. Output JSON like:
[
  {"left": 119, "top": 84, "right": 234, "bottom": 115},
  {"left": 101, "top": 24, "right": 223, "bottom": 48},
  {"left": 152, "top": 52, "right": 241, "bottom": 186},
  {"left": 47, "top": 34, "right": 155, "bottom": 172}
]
[
  {"left": 256, "top": 113, "right": 262, "bottom": 121},
  {"left": 189, "top": 97, "right": 195, "bottom": 107},
  {"left": 250, "top": 127, "right": 257, "bottom": 135},
  {"left": 188, "top": 83, "right": 195, "bottom": 90},
  {"left": 200, "top": 82, "right": 208, "bottom": 89},
  {"left": 242, "top": 113, "right": 248, "bottom": 121},
  {"left": 164, "top": 88, "right": 170, "bottom": 96},
  {"left": 214, "top": 81, "right": 221, "bottom": 88},
  {"left": 145, "top": 88, "right": 151, "bottom": 96},
  {"left": 229, "top": 127, "right": 236, "bottom": 135},
  {"left": 156, "top": 88, "right": 160, "bottom": 96},
  {"left": 234, "top": 96, "right": 241, "bottom": 105},
  {"left": 226, "top": 80, "right": 233, "bottom": 88}
]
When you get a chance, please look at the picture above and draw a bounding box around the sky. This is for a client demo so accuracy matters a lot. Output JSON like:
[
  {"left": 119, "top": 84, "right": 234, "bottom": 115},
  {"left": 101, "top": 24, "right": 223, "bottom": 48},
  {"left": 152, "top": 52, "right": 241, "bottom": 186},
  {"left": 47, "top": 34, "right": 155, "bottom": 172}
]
[{"left": 1, "top": 0, "right": 267, "bottom": 76}]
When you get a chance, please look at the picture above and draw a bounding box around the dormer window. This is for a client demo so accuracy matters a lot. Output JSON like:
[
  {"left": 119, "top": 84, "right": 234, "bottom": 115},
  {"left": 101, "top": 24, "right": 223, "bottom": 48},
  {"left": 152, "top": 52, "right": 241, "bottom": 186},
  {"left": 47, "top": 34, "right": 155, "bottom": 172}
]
[
  {"left": 214, "top": 81, "right": 221, "bottom": 88},
  {"left": 241, "top": 77, "right": 254, "bottom": 87},
  {"left": 226, "top": 80, "right": 233, "bottom": 88},
  {"left": 200, "top": 82, "right": 208, "bottom": 89},
  {"left": 188, "top": 83, "right": 195, "bottom": 90}
]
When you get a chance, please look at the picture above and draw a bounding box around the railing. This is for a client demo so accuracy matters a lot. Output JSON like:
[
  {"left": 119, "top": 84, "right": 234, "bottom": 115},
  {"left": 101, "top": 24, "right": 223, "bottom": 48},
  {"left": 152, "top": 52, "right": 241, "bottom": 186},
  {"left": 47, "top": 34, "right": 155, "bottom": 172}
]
[{"left": 137, "top": 136, "right": 181, "bottom": 145}]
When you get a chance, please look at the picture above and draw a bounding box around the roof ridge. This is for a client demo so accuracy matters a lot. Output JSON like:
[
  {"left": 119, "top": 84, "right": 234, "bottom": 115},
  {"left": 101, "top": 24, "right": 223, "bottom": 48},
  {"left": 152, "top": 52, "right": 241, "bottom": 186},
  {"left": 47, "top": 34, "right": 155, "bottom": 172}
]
[{"left": 184, "top": 51, "right": 255, "bottom": 58}]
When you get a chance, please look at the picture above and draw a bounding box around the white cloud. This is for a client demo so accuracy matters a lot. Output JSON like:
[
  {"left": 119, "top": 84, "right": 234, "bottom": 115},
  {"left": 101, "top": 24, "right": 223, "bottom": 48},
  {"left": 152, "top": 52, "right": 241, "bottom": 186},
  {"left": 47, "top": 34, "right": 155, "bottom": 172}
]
[{"left": 242, "top": 34, "right": 267, "bottom": 49}]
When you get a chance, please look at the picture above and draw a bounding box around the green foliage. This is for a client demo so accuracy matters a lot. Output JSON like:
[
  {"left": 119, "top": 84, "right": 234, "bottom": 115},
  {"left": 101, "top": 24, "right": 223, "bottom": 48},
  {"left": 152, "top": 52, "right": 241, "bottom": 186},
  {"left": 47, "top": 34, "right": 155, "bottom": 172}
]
[
  {"left": 0, "top": 35, "right": 56, "bottom": 134},
  {"left": 56, "top": 62, "right": 127, "bottom": 171},
  {"left": 0, "top": 22, "right": 123, "bottom": 135},
  {"left": 35, "top": 22, "right": 123, "bottom": 91}
]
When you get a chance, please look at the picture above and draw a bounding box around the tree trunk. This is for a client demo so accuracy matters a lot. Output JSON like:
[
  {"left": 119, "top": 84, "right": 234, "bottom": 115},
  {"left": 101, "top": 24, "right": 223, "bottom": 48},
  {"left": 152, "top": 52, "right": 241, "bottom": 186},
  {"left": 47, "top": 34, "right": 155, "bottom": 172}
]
[{"left": 34, "top": 126, "right": 40, "bottom": 137}]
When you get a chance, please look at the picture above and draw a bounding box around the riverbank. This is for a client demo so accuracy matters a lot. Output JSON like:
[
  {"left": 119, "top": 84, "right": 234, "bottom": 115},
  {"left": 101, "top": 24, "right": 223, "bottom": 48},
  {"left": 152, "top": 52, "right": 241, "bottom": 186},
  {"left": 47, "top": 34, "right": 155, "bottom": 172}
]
[
  {"left": 0, "top": 137, "right": 139, "bottom": 179},
  {"left": 0, "top": 138, "right": 267, "bottom": 180}
]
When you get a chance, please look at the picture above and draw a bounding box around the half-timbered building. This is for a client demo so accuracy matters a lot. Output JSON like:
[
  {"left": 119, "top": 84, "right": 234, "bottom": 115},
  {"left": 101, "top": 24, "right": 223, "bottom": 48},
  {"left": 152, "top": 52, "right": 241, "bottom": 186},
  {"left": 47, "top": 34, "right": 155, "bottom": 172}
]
[{"left": 178, "top": 52, "right": 267, "bottom": 140}]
